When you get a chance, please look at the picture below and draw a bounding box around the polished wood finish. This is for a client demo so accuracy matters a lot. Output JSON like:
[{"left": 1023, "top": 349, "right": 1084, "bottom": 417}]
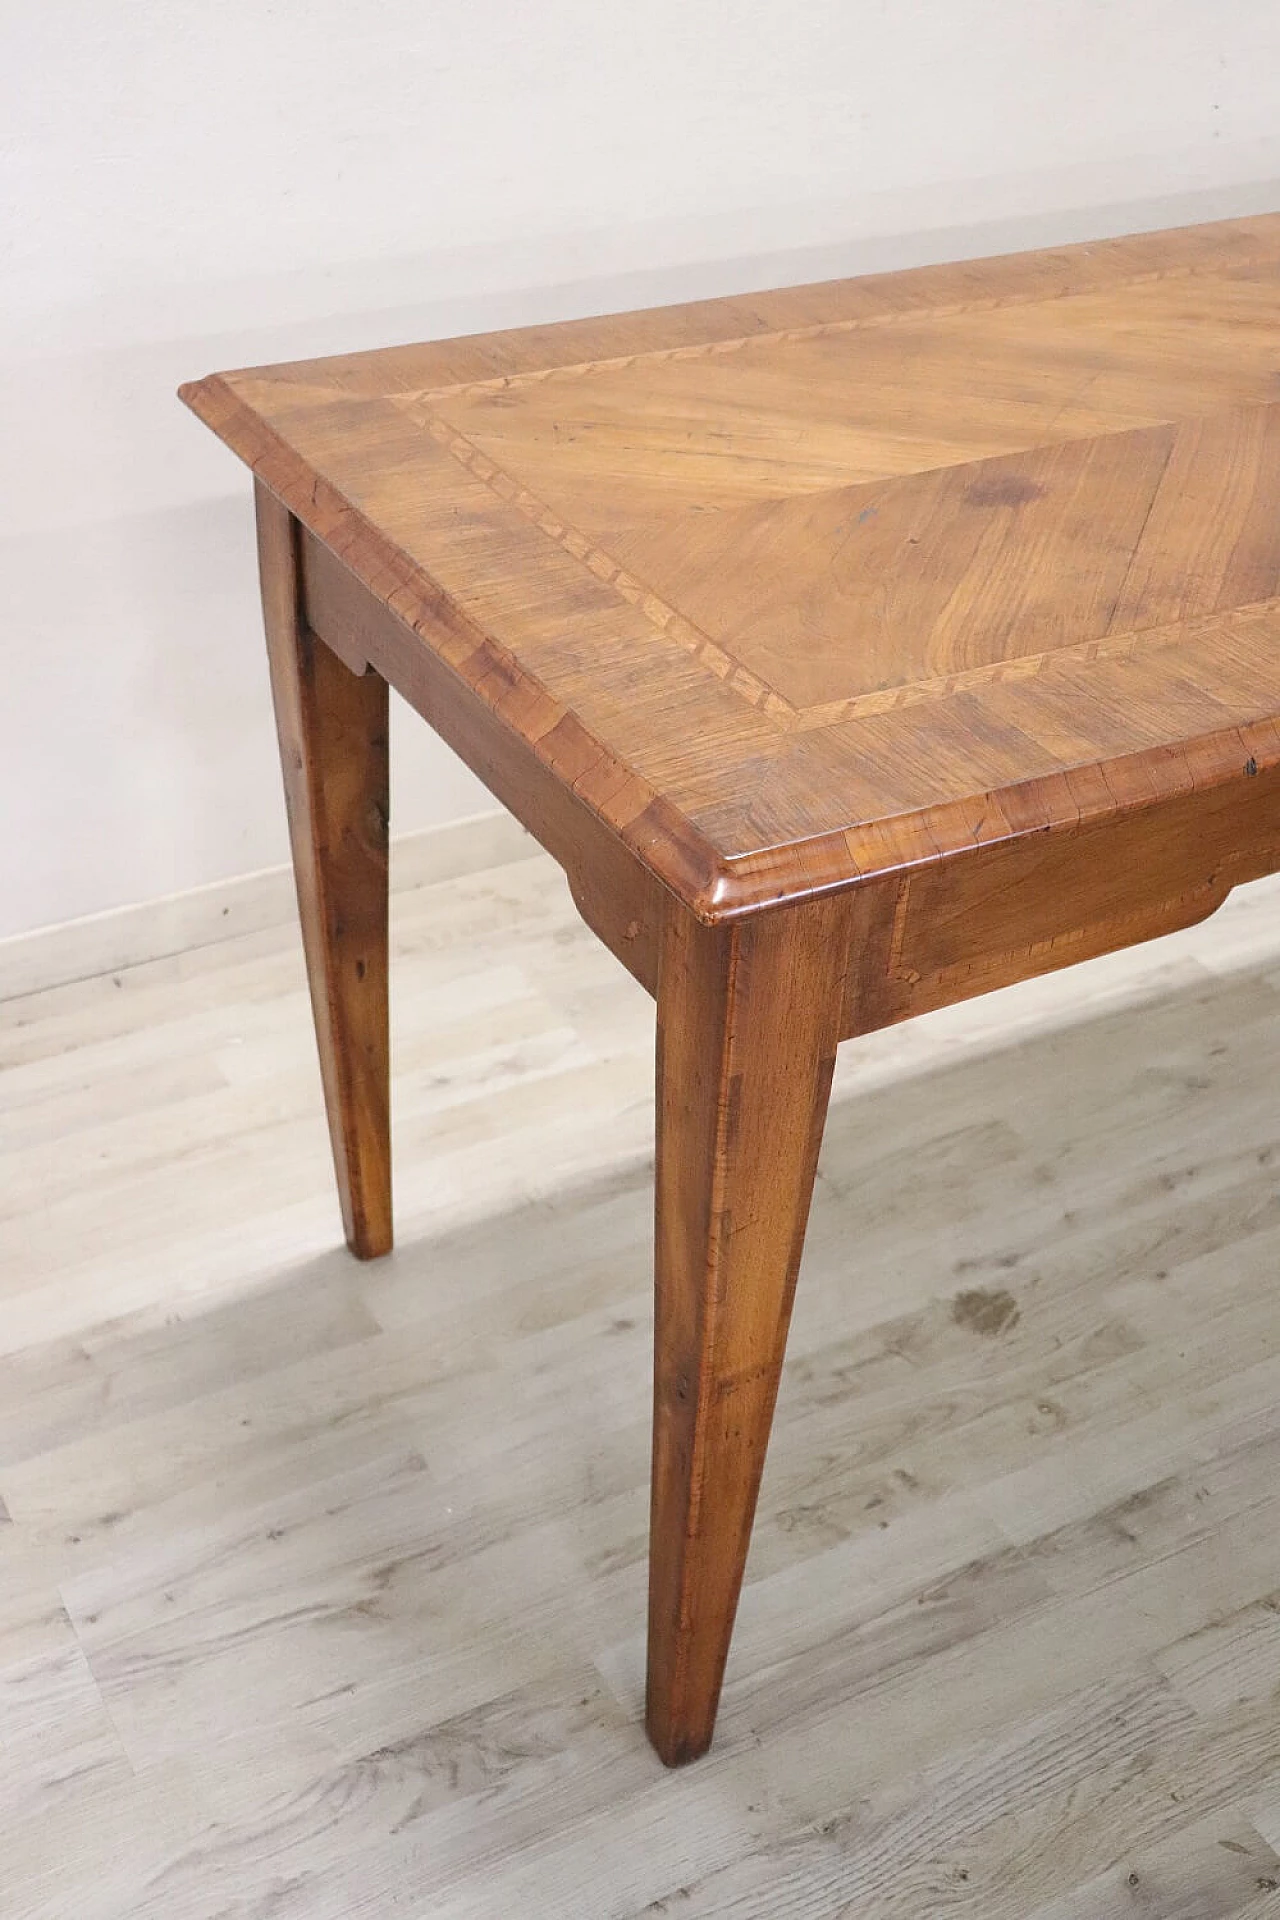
[
  {"left": 184, "top": 213, "right": 1280, "bottom": 918},
  {"left": 650, "top": 894, "right": 852, "bottom": 1762},
  {"left": 256, "top": 483, "right": 392, "bottom": 1259},
  {"left": 181, "top": 210, "right": 1280, "bottom": 1760}
]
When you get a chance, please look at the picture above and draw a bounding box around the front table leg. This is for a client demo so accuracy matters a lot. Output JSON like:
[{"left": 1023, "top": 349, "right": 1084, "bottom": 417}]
[
  {"left": 647, "top": 893, "right": 853, "bottom": 1763},
  {"left": 255, "top": 483, "right": 392, "bottom": 1259}
]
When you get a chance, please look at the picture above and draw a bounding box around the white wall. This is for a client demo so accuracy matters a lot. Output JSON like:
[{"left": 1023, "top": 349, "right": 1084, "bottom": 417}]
[{"left": 3, "top": 1, "right": 1279, "bottom": 940}]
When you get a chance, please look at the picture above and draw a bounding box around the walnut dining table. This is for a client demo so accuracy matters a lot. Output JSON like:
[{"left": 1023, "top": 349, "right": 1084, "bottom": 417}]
[{"left": 181, "top": 210, "right": 1280, "bottom": 1766}]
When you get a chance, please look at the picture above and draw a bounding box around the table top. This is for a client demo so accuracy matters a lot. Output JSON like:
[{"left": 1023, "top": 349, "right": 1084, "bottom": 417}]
[{"left": 183, "top": 213, "right": 1280, "bottom": 918}]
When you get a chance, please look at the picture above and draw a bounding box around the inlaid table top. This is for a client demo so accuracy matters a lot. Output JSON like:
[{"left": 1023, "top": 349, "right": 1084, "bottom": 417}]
[{"left": 183, "top": 213, "right": 1280, "bottom": 920}]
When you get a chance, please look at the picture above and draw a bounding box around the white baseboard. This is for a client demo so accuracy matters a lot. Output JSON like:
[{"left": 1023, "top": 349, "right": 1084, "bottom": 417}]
[{"left": 0, "top": 810, "right": 538, "bottom": 1003}]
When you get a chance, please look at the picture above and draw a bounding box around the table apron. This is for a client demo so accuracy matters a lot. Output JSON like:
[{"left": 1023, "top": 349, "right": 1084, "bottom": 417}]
[
  {"left": 298, "top": 523, "right": 667, "bottom": 995},
  {"left": 847, "top": 766, "right": 1280, "bottom": 1036}
]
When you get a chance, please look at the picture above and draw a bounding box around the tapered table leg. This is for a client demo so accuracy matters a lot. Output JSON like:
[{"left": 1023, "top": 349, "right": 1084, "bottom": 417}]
[
  {"left": 646, "top": 893, "right": 853, "bottom": 1764},
  {"left": 255, "top": 481, "right": 392, "bottom": 1259}
]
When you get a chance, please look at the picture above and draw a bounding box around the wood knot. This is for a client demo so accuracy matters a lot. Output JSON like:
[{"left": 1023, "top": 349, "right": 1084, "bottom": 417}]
[{"left": 964, "top": 474, "right": 1045, "bottom": 510}]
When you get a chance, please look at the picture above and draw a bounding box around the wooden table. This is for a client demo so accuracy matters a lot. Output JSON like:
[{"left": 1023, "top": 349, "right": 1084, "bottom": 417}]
[{"left": 182, "top": 211, "right": 1280, "bottom": 1766}]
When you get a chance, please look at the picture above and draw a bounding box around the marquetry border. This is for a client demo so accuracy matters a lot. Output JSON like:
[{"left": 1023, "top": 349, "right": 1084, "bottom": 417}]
[
  {"left": 396, "top": 249, "right": 1280, "bottom": 408},
  {"left": 396, "top": 393, "right": 1280, "bottom": 737},
  {"left": 397, "top": 400, "right": 797, "bottom": 721}
]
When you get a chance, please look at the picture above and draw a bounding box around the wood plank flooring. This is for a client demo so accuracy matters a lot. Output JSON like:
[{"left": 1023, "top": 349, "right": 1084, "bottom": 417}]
[{"left": 3, "top": 847, "right": 1280, "bottom": 1917}]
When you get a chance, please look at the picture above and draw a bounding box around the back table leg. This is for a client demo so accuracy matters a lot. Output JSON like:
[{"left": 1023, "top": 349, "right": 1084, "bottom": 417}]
[
  {"left": 647, "top": 893, "right": 853, "bottom": 1764},
  {"left": 255, "top": 482, "right": 392, "bottom": 1260}
]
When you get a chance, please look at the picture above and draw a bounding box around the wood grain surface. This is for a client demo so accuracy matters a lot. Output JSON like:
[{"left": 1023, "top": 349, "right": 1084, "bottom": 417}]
[
  {"left": 183, "top": 213, "right": 1280, "bottom": 918},
  {"left": 180, "top": 212, "right": 1280, "bottom": 1766},
  {"left": 257, "top": 484, "right": 392, "bottom": 1258},
  {"left": 648, "top": 894, "right": 852, "bottom": 1762},
  {"left": 5, "top": 851, "right": 1280, "bottom": 1911}
]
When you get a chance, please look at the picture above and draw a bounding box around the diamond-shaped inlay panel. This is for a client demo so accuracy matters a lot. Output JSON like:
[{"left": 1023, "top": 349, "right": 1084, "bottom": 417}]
[{"left": 419, "top": 280, "right": 1280, "bottom": 717}]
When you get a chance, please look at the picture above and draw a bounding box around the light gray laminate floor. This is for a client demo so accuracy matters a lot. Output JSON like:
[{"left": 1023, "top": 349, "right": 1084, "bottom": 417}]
[{"left": 4, "top": 846, "right": 1280, "bottom": 1918}]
